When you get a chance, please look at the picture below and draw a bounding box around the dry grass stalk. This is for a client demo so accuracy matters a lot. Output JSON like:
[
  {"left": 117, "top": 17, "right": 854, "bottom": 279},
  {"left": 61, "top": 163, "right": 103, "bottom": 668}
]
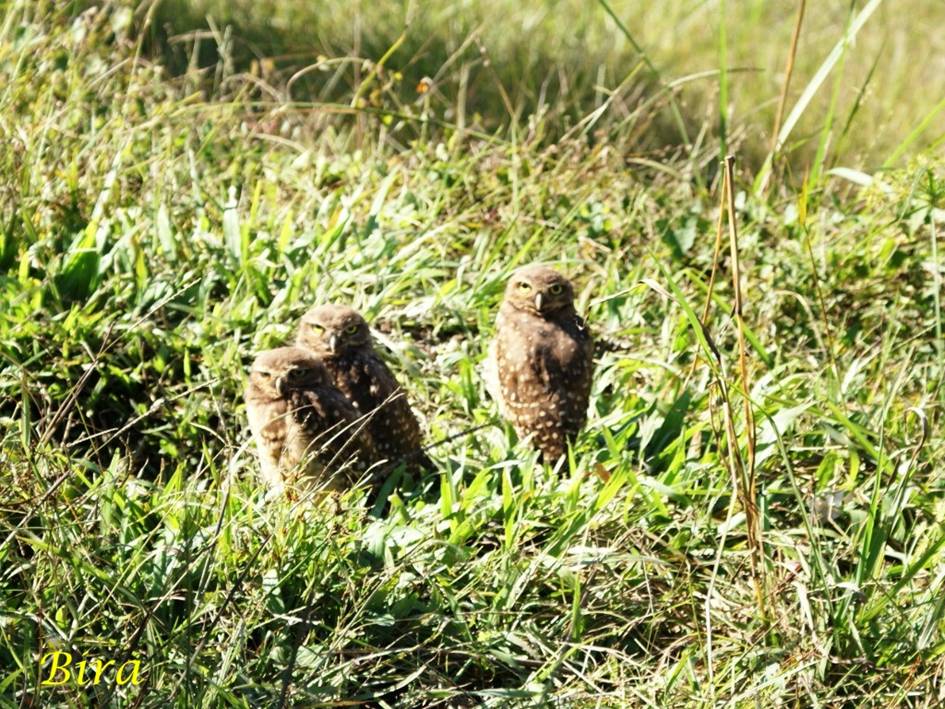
[
  {"left": 763, "top": 0, "right": 807, "bottom": 193},
  {"left": 724, "top": 154, "right": 765, "bottom": 617}
]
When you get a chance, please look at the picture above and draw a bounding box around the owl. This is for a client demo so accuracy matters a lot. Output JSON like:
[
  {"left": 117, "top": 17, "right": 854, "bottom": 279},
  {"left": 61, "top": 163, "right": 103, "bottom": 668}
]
[
  {"left": 295, "top": 305, "right": 431, "bottom": 469},
  {"left": 245, "top": 346, "right": 377, "bottom": 497},
  {"left": 484, "top": 265, "right": 594, "bottom": 461}
]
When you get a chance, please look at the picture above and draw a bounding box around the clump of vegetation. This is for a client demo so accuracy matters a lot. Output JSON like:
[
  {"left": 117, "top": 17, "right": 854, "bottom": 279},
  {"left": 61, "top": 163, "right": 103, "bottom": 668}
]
[{"left": 1, "top": 0, "right": 944, "bottom": 705}]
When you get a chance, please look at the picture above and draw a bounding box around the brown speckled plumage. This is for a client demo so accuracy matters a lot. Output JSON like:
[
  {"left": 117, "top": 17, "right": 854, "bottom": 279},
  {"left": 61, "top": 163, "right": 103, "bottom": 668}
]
[
  {"left": 245, "top": 347, "right": 376, "bottom": 497},
  {"left": 488, "top": 265, "right": 594, "bottom": 461},
  {"left": 296, "top": 305, "right": 430, "bottom": 469}
]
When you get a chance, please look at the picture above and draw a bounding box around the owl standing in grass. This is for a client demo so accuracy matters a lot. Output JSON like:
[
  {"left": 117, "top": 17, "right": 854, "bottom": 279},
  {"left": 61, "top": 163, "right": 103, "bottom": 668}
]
[
  {"left": 296, "top": 305, "right": 431, "bottom": 470},
  {"left": 245, "top": 346, "right": 376, "bottom": 498},
  {"left": 484, "top": 265, "right": 594, "bottom": 462}
]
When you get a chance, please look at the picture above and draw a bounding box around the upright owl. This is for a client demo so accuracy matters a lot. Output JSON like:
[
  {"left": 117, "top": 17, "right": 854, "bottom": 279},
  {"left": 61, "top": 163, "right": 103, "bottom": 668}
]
[
  {"left": 485, "top": 265, "right": 594, "bottom": 461},
  {"left": 245, "top": 346, "right": 377, "bottom": 497},
  {"left": 295, "top": 305, "right": 431, "bottom": 469}
]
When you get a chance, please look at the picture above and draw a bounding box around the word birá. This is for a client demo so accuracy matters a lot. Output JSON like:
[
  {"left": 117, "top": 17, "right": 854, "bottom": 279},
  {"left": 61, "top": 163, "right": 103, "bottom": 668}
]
[{"left": 40, "top": 651, "right": 143, "bottom": 686}]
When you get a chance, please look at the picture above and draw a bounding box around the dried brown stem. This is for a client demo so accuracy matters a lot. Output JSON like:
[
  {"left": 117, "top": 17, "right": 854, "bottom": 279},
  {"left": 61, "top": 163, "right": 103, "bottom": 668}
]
[
  {"left": 686, "top": 171, "right": 729, "bottom": 383},
  {"left": 724, "top": 155, "right": 765, "bottom": 619},
  {"left": 770, "top": 0, "right": 807, "bottom": 157}
]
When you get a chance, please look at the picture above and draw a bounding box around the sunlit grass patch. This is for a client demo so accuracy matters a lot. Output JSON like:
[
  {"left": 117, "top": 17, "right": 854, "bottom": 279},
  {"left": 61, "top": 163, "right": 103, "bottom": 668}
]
[{"left": 1, "top": 1, "right": 945, "bottom": 706}]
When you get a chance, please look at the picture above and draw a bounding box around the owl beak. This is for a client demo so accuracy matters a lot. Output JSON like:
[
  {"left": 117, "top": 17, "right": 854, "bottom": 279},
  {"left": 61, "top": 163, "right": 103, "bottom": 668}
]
[
  {"left": 534, "top": 293, "right": 544, "bottom": 312},
  {"left": 328, "top": 334, "right": 340, "bottom": 354},
  {"left": 275, "top": 375, "right": 289, "bottom": 397}
]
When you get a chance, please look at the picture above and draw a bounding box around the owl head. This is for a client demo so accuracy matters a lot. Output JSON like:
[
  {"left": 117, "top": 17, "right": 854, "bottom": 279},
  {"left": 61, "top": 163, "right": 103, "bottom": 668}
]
[
  {"left": 248, "top": 347, "right": 329, "bottom": 399},
  {"left": 296, "top": 304, "right": 372, "bottom": 358},
  {"left": 503, "top": 264, "right": 575, "bottom": 315}
]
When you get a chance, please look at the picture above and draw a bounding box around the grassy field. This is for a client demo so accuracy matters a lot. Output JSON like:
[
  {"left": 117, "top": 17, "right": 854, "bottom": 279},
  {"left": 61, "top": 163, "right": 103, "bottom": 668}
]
[{"left": 2, "top": 0, "right": 945, "bottom": 705}]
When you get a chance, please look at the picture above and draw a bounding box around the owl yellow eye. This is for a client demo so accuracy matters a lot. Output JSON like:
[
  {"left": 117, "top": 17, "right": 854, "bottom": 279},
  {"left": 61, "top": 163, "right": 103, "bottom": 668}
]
[
  {"left": 307, "top": 323, "right": 324, "bottom": 333},
  {"left": 518, "top": 282, "right": 531, "bottom": 291},
  {"left": 345, "top": 324, "right": 359, "bottom": 334},
  {"left": 548, "top": 284, "right": 563, "bottom": 295}
]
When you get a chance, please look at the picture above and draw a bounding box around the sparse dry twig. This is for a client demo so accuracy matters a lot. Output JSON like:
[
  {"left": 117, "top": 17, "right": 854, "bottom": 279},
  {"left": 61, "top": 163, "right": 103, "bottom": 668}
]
[{"left": 724, "top": 154, "right": 765, "bottom": 621}]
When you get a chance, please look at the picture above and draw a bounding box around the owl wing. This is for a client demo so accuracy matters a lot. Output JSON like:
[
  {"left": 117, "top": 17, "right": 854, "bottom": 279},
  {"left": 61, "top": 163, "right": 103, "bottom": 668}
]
[
  {"left": 290, "top": 387, "right": 377, "bottom": 477},
  {"left": 525, "top": 316, "right": 592, "bottom": 387},
  {"left": 533, "top": 315, "right": 594, "bottom": 435},
  {"left": 361, "top": 351, "right": 425, "bottom": 457},
  {"left": 565, "top": 313, "right": 595, "bottom": 434}
]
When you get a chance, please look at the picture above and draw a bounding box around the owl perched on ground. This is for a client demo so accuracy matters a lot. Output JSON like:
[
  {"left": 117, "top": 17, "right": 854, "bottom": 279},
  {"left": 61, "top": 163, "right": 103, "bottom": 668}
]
[
  {"left": 245, "top": 346, "right": 376, "bottom": 497},
  {"left": 484, "top": 265, "right": 594, "bottom": 462},
  {"left": 295, "top": 305, "right": 431, "bottom": 469}
]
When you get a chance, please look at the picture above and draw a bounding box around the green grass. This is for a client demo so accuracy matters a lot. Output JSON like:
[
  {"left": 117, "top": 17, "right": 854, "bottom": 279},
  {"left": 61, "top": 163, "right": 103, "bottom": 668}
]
[
  {"left": 150, "top": 0, "right": 945, "bottom": 169},
  {"left": 2, "top": 0, "right": 945, "bottom": 706}
]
